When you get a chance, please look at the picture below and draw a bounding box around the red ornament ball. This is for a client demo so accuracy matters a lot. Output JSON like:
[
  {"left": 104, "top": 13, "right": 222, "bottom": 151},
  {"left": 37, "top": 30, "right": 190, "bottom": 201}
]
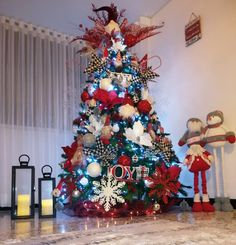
[
  {"left": 81, "top": 91, "right": 90, "bottom": 102},
  {"left": 118, "top": 155, "right": 131, "bottom": 166},
  {"left": 137, "top": 100, "right": 152, "bottom": 114}
]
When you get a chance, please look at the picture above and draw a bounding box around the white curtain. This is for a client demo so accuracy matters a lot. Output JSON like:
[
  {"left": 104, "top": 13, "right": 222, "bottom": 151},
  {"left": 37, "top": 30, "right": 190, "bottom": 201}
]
[{"left": 0, "top": 16, "right": 87, "bottom": 207}]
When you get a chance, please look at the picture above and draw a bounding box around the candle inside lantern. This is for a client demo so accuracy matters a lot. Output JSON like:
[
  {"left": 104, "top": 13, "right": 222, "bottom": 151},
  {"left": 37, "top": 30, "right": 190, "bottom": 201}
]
[
  {"left": 17, "top": 194, "right": 30, "bottom": 216},
  {"left": 41, "top": 199, "right": 53, "bottom": 215}
]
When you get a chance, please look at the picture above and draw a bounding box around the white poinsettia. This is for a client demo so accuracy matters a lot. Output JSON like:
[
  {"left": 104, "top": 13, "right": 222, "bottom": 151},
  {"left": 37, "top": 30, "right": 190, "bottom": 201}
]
[
  {"left": 85, "top": 115, "right": 104, "bottom": 136},
  {"left": 124, "top": 121, "right": 153, "bottom": 147}
]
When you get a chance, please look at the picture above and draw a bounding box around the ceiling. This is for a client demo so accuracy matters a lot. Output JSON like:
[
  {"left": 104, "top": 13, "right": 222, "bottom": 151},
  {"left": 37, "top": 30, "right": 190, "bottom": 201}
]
[{"left": 0, "top": 0, "right": 171, "bottom": 35}]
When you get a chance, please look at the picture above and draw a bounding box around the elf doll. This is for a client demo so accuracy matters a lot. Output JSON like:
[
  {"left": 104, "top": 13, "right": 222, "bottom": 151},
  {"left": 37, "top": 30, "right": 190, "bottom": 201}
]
[{"left": 179, "top": 118, "right": 215, "bottom": 212}]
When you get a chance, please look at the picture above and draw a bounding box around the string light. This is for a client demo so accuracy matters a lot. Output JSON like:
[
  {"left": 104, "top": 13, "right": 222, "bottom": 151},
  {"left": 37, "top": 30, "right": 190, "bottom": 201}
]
[{"left": 80, "top": 177, "right": 89, "bottom": 186}]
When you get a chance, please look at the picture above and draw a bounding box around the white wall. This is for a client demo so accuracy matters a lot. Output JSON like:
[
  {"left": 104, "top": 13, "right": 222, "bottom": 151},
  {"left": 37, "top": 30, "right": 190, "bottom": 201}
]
[
  {"left": 0, "top": 0, "right": 171, "bottom": 35},
  {"left": 148, "top": 0, "right": 236, "bottom": 198}
]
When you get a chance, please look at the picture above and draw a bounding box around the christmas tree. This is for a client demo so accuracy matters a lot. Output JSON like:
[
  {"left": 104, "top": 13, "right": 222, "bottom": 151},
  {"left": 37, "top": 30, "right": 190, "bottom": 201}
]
[{"left": 53, "top": 4, "right": 187, "bottom": 217}]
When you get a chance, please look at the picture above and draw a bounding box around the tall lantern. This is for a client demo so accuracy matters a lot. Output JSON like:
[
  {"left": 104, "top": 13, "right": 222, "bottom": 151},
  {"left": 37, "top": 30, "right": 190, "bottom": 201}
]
[
  {"left": 38, "top": 165, "right": 56, "bottom": 218},
  {"left": 11, "top": 154, "right": 35, "bottom": 219}
]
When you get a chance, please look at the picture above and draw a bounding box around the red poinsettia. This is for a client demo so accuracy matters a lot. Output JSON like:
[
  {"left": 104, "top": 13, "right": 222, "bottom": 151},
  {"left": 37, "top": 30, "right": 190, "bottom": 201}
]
[
  {"left": 93, "top": 89, "right": 123, "bottom": 109},
  {"left": 145, "top": 163, "right": 181, "bottom": 204},
  {"left": 62, "top": 141, "right": 78, "bottom": 160}
]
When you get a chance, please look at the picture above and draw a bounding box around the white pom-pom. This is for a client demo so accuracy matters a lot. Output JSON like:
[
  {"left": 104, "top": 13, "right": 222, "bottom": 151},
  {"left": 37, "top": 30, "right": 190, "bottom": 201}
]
[
  {"left": 119, "top": 104, "right": 136, "bottom": 118},
  {"left": 100, "top": 78, "right": 113, "bottom": 91},
  {"left": 87, "top": 162, "right": 102, "bottom": 178},
  {"left": 113, "top": 124, "right": 120, "bottom": 132}
]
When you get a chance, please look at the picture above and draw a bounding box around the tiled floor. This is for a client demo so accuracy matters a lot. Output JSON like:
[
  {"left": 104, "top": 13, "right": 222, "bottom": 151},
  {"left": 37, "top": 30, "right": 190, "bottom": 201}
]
[{"left": 1, "top": 208, "right": 236, "bottom": 244}]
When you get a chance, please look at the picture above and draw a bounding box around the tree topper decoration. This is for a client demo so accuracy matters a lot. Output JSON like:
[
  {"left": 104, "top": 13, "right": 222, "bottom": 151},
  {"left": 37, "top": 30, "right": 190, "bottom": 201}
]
[{"left": 73, "top": 3, "right": 163, "bottom": 53}]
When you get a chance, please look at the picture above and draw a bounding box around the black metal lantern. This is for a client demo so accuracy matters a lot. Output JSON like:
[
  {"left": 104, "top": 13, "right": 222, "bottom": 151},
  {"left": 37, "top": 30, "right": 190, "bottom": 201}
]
[
  {"left": 11, "top": 154, "right": 35, "bottom": 219},
  {"left": 38, "top": 165, "right": 56, "bottom": 218}
]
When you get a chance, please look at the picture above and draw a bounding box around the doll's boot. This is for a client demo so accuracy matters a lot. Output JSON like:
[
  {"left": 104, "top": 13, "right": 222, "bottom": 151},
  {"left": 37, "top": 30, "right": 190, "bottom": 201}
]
[
  {"left": 192, "top": 193, "right": 203, "bottom": 212},
  {"left": 221, "top": 197, "right": 234, "bottom": 212},
  {"left": 202, "top": 194, "right": 215, "bottom": 212}
]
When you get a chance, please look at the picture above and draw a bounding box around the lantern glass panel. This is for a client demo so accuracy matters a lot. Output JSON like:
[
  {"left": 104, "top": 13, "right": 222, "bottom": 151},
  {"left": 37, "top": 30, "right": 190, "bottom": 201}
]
[
  {"left": 40, "top": 180, "right": 54, "bottom": 216},
  {"left": 15, "top": 169, "right": 33, "bottom": 216}
]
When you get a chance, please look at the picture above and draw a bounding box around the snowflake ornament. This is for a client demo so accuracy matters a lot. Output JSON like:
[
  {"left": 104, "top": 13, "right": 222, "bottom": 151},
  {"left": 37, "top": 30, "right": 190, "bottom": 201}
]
[{"left": 91, "top": 173, "right": 126, "bottom": 212}]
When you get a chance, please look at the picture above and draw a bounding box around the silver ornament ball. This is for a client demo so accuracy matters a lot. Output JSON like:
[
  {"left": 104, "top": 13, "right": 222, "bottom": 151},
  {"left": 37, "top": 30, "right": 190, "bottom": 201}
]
[
  {"left": 72, "top": 189, "right": 81, "bottom": 198},
  {"left": 153, "top": 201, "right": 160, "bottom": 211},
  {"left": 132, "top": 154, "right": 139, "bottom": 163}
]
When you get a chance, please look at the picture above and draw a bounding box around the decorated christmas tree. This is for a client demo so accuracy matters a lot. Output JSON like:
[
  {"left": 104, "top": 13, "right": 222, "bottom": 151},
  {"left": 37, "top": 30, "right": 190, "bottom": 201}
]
[{"left": 53, "top": 4, "right": 187, "bottom": 217}]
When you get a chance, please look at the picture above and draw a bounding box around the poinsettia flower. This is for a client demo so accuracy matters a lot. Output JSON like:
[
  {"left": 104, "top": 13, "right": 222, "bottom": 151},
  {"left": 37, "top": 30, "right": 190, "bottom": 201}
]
[
  {"left": 93, "top": 89, "right": 124, "bottom": 109},
  {"left": 63, "top": 160, "right": 74, "bottom": 173},
  {"left": 62, "top": 141, "right": 78, "bottom": 160},
  {"left": 85, "top": 115, "right": 104, "bottom": 136},
  {"left": 124, "top": 121, "right": 153, "bottom": 147},
  {"left": 145, "top": 163, "right": 181, "bottom": 204}
]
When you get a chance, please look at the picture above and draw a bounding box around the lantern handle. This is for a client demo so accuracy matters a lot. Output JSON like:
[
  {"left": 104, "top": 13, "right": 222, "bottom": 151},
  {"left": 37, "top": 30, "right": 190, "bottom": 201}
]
[
  {"left": 19, "top": 154, "right": 30, "bottom": 166},
  {"left": 41, "top": 165, "right": 53, "bottom": 178}
]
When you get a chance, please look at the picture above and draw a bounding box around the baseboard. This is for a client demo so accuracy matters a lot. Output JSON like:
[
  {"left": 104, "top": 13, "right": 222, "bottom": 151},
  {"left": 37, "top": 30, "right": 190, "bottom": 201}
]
[
  {"left": 1, "top": 199, "right": 235, "bottom": 211},
  {"left": 0, "top": 204, "right": 39, "bottom": 211},
  {"left": 177, "top": 197, "right": 236, "bottom": 209}
]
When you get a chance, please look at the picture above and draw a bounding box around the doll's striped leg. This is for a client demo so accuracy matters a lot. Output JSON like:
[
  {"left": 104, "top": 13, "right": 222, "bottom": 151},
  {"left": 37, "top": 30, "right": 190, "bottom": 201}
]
[
  {"left": 201, "top": 171, "right": 215, "bottom": 212},
  {"left": 192, "top": 172, "right": 202, "bottom": 212}
]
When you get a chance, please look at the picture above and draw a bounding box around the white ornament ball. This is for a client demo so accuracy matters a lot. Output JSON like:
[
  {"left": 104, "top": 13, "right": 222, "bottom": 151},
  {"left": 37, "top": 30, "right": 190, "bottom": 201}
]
[
  {"left": 87, "top": 162, "right": 102, "bottom": 178},
  {"left": 113, "top": 124, "right": 120, "bottom": 132},
  {"left": 119, "top": 104, "right": 136, "bottom": 119},
  {"left": 100, "top": 78, "right": 113, "bottom": 91}
]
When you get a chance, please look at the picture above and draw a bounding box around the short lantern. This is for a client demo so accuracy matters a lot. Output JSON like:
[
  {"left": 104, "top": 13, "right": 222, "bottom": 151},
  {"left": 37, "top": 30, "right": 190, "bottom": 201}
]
[
  {"left": 38, "top": 165, "right": 56, "bottom": 218},
  {"left": 11, "top": 154, "right": 35, "bottom": 219}
]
